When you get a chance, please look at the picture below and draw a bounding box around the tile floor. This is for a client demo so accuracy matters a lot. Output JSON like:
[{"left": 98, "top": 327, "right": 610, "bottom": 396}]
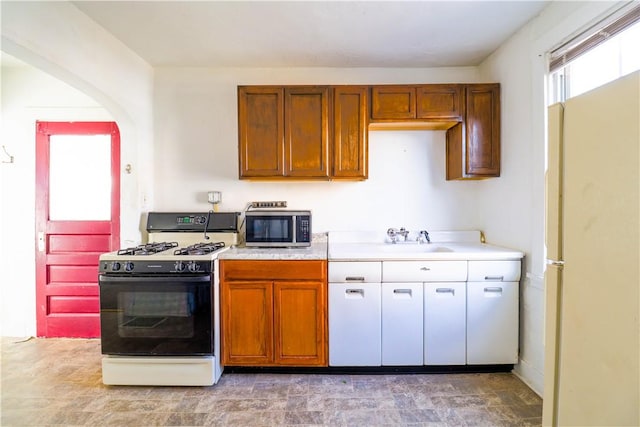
[{"left": 1, "top": 337, "right": 542, "bottom": 426}]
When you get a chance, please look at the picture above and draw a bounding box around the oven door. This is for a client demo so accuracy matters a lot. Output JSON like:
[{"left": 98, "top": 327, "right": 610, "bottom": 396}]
[{"left": 99, "top": 274, "right": 213, "bottom": 356}]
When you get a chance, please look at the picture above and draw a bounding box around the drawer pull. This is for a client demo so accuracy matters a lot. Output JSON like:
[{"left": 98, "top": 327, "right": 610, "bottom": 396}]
[
  {"left": 485, "top": 275, "right": 504, "bottom": 281},
  {"left": 346, "top": 289, "right": 364, "bottom": 295},
  {"left": 345, "top": 276, "right": 365, "bottom": 282},
  {"left": 393, "top": 289, "right": 412, "bottom": 294},
  {"left": 436, "top": 288, "right": 455, "bottom": 295},
  {"left": 420, "top": 267, "right": 431, "bottom": 271},
  {"left": 484, "top": 287, "right": 503, "bottom": 293}
]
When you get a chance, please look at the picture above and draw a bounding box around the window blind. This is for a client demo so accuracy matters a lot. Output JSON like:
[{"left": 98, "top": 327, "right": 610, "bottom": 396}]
[{"left": 549, "top": 3, "right": 640, "bottom": 72}]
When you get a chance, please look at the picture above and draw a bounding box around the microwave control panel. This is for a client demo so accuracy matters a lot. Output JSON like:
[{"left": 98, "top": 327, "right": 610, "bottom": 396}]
[{"left": 296, "top": 216, "right": 311, "bottom": 242}]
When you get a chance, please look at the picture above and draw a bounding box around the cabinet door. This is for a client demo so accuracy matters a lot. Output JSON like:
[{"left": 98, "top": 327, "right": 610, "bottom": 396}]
[
  {"left": 417, "top": 84, "right": 463, "bottom": 120},
  {"left": 221, "top": 281, "right": 273, "bottom": 365},
  {"left": 332, "top": 86, "right": 368, "bottom": 179},
  {"left": 424, "top": 282, "right": 466, "bottom": 365},
  {"left": 467, "top": 281, "right": 519, "bottom": 364},
  {"left": 371, "top": 86, "right": 416, "bottom": 120},
  {"left": 238, "top": 86, "right": 284, "bottom": 178},
  {"left": 274, "top": 281, "right": 327, "bottom": 366},
  {"left": 285, "top": 87, "right": 330, "bottom": 178},
  {"left": 328, "top": 282, "right": 381, "bottom": 366},
  {"left": 382, "top": 283, "right": 423, "bottom": 365},
  {"left": 446, "top": 83, "right": 500, "bottom": 180},
  {"left": 465, "top": 84, "right": 500, "bottom": 176}
]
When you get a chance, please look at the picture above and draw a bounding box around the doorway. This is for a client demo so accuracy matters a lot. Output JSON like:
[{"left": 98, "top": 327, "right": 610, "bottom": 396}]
[{"left": 35, "top": 121, "right": 120, "bottom": 337}]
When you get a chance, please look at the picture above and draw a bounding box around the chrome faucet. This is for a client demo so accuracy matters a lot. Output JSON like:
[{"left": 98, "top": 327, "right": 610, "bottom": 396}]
[
  {"left": 387, "top": 227, "right": 409, "bottom": 243},
  {"left": 417, "top": 230, "right": 431, "bottom": 244}
]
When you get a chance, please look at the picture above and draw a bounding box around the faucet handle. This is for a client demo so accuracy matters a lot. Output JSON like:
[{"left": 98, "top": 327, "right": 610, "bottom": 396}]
[{"left": 418, "top": 230, "right": 431, "bottom": 244}]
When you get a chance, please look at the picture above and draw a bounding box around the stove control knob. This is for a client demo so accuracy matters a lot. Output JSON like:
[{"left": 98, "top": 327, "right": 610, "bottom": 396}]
[
  {"left": 124, "top": 262, "right": 134, "bottom": 272},
  {"left": 111, "top": 262, "right": 121, "bottom": 272},
  {"left": 188, "top": 261, "right": 200, "bottom": 272},
  {"left": 174, "top": 261, "right": 186, "bottom": 272}
]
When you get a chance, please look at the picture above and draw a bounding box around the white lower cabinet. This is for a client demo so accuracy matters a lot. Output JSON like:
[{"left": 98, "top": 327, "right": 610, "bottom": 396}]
[
  {"left": 466, "top": 281, "right": 519, "bottom": 364},
  {"left": 381, "top": 283, "right": 423, "bottom": 365},
  {"left": 424, "top": 282, "right": 466, "bottom": 365},
  {"left": 328, "top": 282, "right": 382, "bottom": 366},
  {"left": 328, "top": 258, "right": 521, "bottom": 367}
]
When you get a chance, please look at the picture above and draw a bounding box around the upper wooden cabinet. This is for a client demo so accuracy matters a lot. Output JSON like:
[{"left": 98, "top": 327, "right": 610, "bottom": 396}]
[
  {"left": 446, "top": 84, "right": 501, "bottom": 179},
  {"left": 371, "top": 86, "right": 416, "bottom": 120},
  {"left": 371, "top": 84, "right": 463, "bottom": 123},
  {"left": 238, "top": 83, "right": 499, "bottom": 181},
  {"left": 417, "top": 84, "right": 463, "bottom": 121},
  {"left": 238, "top": 86, "right": 284, "bottom": 177},
  {"left": 332, "top": 86, "right": 368, "bottom": 179},
  {"left": 285, "top": 87, "right": 330, "bottom": 178},
  {"left": 238, "top": 86, "right": 330, "bottom": 179},
  {"left": 238, "top": 85, "right": 367, "bottom": 180}
]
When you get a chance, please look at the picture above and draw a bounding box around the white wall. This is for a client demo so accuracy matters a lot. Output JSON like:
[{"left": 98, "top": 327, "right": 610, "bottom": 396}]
[
  {"left": 153, "top": 67, "right": 482, "bottom": 231},
  {"left": 0, "top": 64, "right": 113, "bottom": 337},
  {"left": 1, "top": 1, "right": 155, "bottom": 247},
  {"left": 476, "top": 0, "right": 626, "bottom": 394},
  {"left": 1, "top": 1, "right": 154, "bottom": 336}
]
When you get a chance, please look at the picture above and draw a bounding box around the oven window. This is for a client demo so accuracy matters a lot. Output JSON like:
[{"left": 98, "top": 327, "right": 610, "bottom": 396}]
[{"left": 118, "top": 291, "right": 195, "bottom": 338}]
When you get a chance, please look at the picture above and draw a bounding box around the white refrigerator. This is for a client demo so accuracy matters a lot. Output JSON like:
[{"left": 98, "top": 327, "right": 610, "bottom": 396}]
[{"left": 543, "top": 71, "right": 640, "bottom": 426}]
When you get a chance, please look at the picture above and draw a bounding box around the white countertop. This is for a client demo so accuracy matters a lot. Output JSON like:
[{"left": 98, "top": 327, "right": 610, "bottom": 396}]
[
  {"left": 217, "top": 231, "right": 524, "bottom": 262},
  {"left": 328, "top": 230, "right": 524, "bottom": 261},
  {"left": 328, "top": 242, "right": 524, "bottom": 261}
]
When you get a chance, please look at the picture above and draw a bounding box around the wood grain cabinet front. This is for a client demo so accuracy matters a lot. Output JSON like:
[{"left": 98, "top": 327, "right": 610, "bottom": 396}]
[
  {"left": 446, "top": 83, "right": 501, "bottom": 179},
  {"left": 371, "top": 84, "right": 463, "bottom": 122},
  {"left": 416, "top": 84, "right": 463, "bottom": 121},
  {"left": 239, "top": 83, "right": 500, "bottom": 181},
  {"left": 238, "top": 86, "right": 285, "bottom": 178},
  {"left": 285, "top": 87, "right": 330, "bottom": 178},
  {"left": 238, "top": 86, "right": 330, "bottom": 179},
  {"left": 239, "top": 85, "right": 368, "bottom": 180},
  {"left": 332, "top": 86, "right": 368, "bottom": 179},
  {"left": 371, "top": 86, "right": 416, "bottom": 120},
  {"left": 220, "top": 260, "right": 328, "bottom": 367}
]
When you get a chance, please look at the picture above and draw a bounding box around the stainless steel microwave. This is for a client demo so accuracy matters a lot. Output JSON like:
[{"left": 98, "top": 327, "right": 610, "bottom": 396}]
[{"left": 244, "top": 210, "right": 311, "bottom": 247}]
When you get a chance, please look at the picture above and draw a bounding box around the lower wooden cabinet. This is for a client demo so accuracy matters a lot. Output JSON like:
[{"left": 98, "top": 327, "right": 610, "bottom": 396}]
[
  {"left": 223, "top": 280, "right": 274, "bottom": 365},
  {"left": 220, "top": 260, "right": 327, "bottom": 367}
]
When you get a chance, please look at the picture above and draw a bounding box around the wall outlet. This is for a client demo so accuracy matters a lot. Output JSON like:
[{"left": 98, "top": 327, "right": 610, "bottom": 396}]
[{"left": 250, "top": 201, "right": 287, "bottom": 208}]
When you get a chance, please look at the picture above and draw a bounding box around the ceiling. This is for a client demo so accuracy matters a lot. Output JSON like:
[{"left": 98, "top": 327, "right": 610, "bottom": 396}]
[{"left": 67, "top": 0, "right": 549, "bottom": 68}]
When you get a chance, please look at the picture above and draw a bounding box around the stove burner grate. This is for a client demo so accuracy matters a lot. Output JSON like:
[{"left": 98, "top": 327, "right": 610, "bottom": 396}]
[
  {"left": 173, "top": 242, "right": 226, "bottom": 256},
  {"left": 117, "top": 242, "right": 179, "bottom": 256}
]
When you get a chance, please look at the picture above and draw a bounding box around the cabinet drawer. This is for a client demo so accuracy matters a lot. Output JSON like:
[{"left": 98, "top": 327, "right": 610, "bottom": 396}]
[
  {"left": 467, "top": 260, "right": 521, "bottom": 282},
  {"left": 221, "top": 260, "right": 327, "bottom": 281},
  {"left": 382, "top": 261, "right": 467, "bottom": 282},
  {"left": 329, "top": 261, "right": 381, "bottom": 283}
]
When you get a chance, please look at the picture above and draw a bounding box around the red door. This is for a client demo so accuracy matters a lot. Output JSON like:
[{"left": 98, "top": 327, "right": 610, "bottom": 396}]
[{"left": 35, "top": 121, "right": 120, "bottom": 337}]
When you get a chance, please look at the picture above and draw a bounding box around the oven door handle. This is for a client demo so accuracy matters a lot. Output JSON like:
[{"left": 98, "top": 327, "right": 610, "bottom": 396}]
[{"left": 99, "top": 274, "right": 212, "bottom": 283}]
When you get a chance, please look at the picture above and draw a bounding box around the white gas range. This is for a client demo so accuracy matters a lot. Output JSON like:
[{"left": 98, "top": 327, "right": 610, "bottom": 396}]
[{"left": 98, "top": 211, "right": 240, "bottom": 386}]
